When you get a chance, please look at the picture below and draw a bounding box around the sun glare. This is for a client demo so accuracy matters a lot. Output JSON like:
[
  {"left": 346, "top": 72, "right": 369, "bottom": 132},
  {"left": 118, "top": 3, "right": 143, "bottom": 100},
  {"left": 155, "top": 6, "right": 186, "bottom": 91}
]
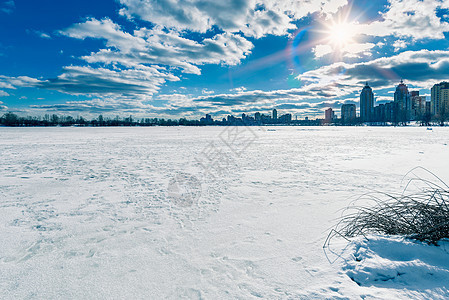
[
  {"left": 327, "top": 22, "right": 355, "bottom": 48},
  {"left": 316, "top": 2, "right": 360, "bottom": 56}
]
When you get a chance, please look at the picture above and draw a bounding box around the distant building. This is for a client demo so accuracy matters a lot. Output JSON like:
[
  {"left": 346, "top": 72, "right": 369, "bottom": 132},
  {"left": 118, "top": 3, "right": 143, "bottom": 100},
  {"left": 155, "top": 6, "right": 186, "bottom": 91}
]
[
  {"left": 360, "top": 82, "right": 374, "bottom": 122},
  {"left": 385, "top": 101, "right": 395, "bottom": 122},
  {"left": 431, "top": 82, "right": 449, "bottom": 119},
  {"left": 371, "top": 101, "right": 394, "bottom": 123},
  {"left": 374, "top": 104, "right": 384, "bottom": 122},
  {"left": 254, "top": 112, "right": 261, "bottom": 122},
  {"left": 200, "top": 114, "right": 214, "bottom": 124},
  {"left": 394, "top": 80, "right": 411, "bottom": 122},
  {"left": 324, "top": 108, "right": 335, "bottom": 123},
  {"left": 272, "top": 109, "right": 278, "bottom": 122},
  {"left": 426, "top": 101, "right": 431, "bottom": 116},
  {"left": 341, "top": 104, "right": 356, "bottom": 123},
  {"left": 278, "top": 113, "right": 292, "bottom": 124},
  {"left": 410, "top": 91, "right": 426, "bottom": 120},
  {"left": 260, "top": 114, "right": 271, "bottom": 124}
]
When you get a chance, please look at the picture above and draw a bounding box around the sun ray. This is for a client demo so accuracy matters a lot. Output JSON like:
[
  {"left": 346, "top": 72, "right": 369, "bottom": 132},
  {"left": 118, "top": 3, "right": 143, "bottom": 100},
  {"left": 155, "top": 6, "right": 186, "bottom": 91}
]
[
  {"left": 313, "top": 2, "right": 363, "bottom": 61},
  {"left": 326, "top": 21, "right": 355, "bottom": 48}
]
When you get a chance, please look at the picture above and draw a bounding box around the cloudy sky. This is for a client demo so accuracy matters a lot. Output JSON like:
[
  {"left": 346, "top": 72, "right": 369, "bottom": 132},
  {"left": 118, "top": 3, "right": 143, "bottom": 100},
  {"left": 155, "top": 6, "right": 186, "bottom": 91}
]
[{"left": 1, "top": 0, "right": 449, "bottom": 119}]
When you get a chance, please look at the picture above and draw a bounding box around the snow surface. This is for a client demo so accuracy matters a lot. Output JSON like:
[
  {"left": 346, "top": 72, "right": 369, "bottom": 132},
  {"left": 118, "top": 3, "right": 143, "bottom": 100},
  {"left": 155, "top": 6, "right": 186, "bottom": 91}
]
[
  {"left": 341, "top": 236, "right": 449, "bottom": 299},
  {"left": 0, "top": 126, "right": 449, "bottom": 299}
]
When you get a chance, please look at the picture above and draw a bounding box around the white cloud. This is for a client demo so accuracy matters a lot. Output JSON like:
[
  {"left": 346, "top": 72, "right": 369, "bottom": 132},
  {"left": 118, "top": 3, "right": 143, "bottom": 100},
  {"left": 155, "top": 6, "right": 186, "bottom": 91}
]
[
  {"left": 230, "top": 86, "right": 247, "bottom": 93},
  {"left": 313, "top": 44, "right": 333, "bottom": 58},
  {"left": 155, "top": 93, "right": 196, "bottom": 107},
  {"left": 39, "top": 32, "right": 51, "bottom": 39},
  {"left": 61, "top": 18, "right": 254, "bottom": 75},
  {"left": 0, "top": 90, "right": 9, "bottom": 97},
  {"left": 202, "top": 89, "right": 214, "bottom": 95},
  {"left": 39, "top": 65, "right": 179, "bottom": 96},
  {"left": 1, "top": 0, "right": 15, "bottom": 14},
  {"left": 0, "top": 65, "right": 179, "bottom": 97},
  {"left": 9, "top": 47, "right": 449, "bottom": 118},
  {"left": 0, "top": 75, "right": 41, "bottom": 89},
  {"left": 354, "top": 0, "right": 449, "bottom": 40},
  {"left": 30, "top": 98, "right": 155, "bottom": 116},
  {"left": 27, "top": 29, "right": 51, "bottom": 39},
  {"left": 0, "top": 100, "right": 7, "bottom": 111},
  {"left": 342, "top": 43, "right": 375, "bottom": 57},
  {"left": 393, "top": 40, "right": 407, "bottom": 52},
  {"left": 240, "top": 7, "right": 296, "bottom": 38},
  {"left": 32, "top": 0, "right": 349, "bottom": 107},
  {"left": 297, "top": 49, "right": 449, "bottom": 97},
  {"left": 118, "top": 0, "right": 348, "bottom": 38},
  {"left": 0, "top": 81, "right": 14, "bottom": 89},
  {"left": 158, "top": 49, "right": 449, "bottom": 116},
  {"left": 61, "top": 18, "right": 146, "bottom": 52}
]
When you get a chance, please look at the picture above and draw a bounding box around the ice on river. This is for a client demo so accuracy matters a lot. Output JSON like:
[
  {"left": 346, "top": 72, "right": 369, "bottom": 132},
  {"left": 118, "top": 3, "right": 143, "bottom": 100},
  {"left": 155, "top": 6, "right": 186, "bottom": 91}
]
[{"left": 1, "top": 126, "right": 449, "bottom": 299}]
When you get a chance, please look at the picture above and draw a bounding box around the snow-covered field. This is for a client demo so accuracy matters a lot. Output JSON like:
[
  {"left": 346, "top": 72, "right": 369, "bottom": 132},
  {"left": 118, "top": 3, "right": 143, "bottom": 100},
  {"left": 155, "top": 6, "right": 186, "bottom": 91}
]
[{"left": 1, "top": 126, "right": 449, "bottom": 299}]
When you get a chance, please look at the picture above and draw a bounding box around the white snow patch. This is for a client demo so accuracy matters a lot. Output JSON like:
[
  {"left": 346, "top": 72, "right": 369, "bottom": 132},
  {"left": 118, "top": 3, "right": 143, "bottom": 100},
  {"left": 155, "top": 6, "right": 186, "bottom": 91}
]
[{"left": 333, "top": 235, "right": 449, "bottom": 299}]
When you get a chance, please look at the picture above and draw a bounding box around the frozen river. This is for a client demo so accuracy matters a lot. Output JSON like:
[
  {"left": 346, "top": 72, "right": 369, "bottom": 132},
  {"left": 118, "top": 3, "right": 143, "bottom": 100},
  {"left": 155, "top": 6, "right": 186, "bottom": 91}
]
[{"left": 1, "top": 126, "right": 449, "bottom": 299}]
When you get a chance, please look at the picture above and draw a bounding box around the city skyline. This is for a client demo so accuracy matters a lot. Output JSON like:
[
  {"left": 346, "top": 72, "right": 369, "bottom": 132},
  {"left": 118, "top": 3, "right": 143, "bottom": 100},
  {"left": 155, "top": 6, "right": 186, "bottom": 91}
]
[
  {"left": 2, "top": 1, "right": 449, "bottom": 119},
  {"left": 1, "top": 78, "right": 447, "bottom": 126},
  {"left": 325, "top": 79, "right": 442, "bottom": 124},
  {"left": 3, "top": 78, "right": 447, "bottom": 127}
]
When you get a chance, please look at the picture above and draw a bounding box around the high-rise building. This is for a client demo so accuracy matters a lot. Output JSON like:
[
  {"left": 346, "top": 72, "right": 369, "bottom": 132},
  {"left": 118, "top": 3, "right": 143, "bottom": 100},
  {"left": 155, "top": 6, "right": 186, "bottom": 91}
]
[
  {"left": 410, "top": 91, "right": 426, "bottom": 120},
  {"left": 385, "top": 101, "right": 395, "bottom": 122},
  {"left": 272, "top": 109, "right": 277, "bottom": 122},
  {"left": 278, "top": 113, "right": 292, "bottom": 124},
  {"left": 341, "top": 104, "right": 356, "bottom": 123},
  {"left": 201, "top": 114, "right": 214, "bottom": 124},
  {"left": 324, "top": 108, "right": 335, "bottom": 123},
  {"left": 426, "top": 101, "right": 431, "bottom": 116},
  {"left": 431, "top": 82, "right": 449, "bottom": 118},
  {"left": 360, "top": 82, "right": 374, "bottom": 122},
  {"left": 394, "top": 80, "right": 411, "bottom": 122},
  {"left": 374, "top": 104, "right": 385, "bottom": 122}
]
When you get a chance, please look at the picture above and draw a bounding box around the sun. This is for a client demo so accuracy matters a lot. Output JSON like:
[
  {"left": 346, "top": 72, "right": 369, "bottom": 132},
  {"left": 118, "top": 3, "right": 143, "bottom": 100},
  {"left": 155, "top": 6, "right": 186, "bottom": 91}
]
[{"left": 326, "top": 21, "right": 355, "bottom": 49}]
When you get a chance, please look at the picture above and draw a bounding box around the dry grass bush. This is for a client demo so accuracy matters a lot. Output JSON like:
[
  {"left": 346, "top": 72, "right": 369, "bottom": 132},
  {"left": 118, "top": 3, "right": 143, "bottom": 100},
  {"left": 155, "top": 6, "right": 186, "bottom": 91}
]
[{"left": 330, "top": 168, "right": 449, "bottom": 245}]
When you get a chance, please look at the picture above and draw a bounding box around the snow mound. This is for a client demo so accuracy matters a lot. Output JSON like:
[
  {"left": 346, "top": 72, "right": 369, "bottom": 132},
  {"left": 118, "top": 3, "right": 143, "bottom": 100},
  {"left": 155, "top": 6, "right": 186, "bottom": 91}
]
[{"left": 343, "top": 236, "right": 449, "bottom": 296}]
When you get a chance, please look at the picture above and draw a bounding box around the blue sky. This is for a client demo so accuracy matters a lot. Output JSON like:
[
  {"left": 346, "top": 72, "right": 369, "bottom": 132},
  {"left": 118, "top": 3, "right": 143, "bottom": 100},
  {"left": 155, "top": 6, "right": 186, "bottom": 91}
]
[{"left": 1, "top": 0, "right": 449, "bottom": 119}]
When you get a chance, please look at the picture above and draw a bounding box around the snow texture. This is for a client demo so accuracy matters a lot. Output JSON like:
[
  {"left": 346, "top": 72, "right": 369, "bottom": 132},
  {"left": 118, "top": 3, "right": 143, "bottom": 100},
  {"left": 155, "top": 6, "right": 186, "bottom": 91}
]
[
  {"left": 340, "top": 236, "right": 449, "bottom": 299},
  {"left": 0, "top": 126, "right": 448, "bottom": 299}
]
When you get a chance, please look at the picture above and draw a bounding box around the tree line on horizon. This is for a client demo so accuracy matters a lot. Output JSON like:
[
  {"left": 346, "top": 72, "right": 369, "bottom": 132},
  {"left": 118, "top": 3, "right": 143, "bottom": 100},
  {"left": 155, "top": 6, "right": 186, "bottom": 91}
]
[
  {"left": 0, "top": 112, "right": 200, "bottom": 127},
  {"left": 0, "top": 111, "right": 444, "bottom": 127},
  {"left": 0, "top": 112, "right": 321, "bottom": 127}
]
